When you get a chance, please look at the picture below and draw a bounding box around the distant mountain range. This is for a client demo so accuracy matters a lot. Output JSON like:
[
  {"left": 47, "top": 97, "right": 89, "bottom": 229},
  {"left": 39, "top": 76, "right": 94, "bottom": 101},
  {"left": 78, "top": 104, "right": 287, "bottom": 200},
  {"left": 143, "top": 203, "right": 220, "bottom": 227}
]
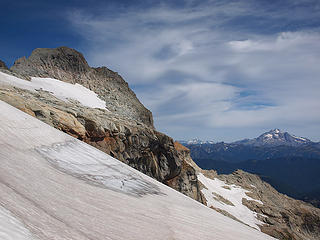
[
  {"left": 182, "top": 128, "right": 313, "bottom": 147},
  {"left": 178, "top": 138, "right": 215, "bottom": 145},
  {"left": 181, "top": 129, "right": 320, "bottom": 208},
  {"left": 182, "top": 129, "right": 320, "bottom": 163}
]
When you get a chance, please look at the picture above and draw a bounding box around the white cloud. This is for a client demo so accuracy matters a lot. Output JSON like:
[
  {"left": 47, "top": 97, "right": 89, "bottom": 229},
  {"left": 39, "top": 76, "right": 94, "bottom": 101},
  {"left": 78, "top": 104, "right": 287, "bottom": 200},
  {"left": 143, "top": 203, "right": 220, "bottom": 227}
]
[{"left": 67, "top": 1, "right": 320, "bottom": 141}]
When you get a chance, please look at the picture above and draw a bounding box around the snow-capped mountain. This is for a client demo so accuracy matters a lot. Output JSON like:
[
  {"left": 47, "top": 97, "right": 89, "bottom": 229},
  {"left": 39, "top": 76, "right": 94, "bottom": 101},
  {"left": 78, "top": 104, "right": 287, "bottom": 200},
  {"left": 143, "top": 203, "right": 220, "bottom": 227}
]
[
  {"left": 233, "top": 129, "right": 311, "bottom": 147},
  {"left": 179, "top": 138, "right": 215, "bottom": 145}
]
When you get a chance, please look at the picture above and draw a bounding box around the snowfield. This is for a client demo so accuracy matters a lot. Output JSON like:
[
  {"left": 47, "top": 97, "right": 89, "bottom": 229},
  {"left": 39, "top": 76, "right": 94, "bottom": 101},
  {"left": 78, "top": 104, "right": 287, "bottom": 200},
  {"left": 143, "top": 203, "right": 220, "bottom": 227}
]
[
  {"left": 0, "top": 206, "right": 35, "bottom": 240},
  {"left": 198, "top": 173, "right": 265, "bottom": 230},
  {"left": 0, "top": 71, "right": 108, "bottom": 110},
  {"left": 0, "top": 101, "right": 275, "bottom": 240}
]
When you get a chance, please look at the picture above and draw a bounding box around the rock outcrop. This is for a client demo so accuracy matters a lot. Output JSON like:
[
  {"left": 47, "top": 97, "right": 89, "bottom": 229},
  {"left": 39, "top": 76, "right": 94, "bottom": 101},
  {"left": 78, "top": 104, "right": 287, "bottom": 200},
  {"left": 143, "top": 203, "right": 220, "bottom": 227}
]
[
  {"left": 165, "top": 142, "right": 206, "bottom": 203},
  {"left": 10, "top": 47, "right": 153, "bottom": 127},
  {"left": 214, "top": 170, "right": 320, "bottom": 240}
]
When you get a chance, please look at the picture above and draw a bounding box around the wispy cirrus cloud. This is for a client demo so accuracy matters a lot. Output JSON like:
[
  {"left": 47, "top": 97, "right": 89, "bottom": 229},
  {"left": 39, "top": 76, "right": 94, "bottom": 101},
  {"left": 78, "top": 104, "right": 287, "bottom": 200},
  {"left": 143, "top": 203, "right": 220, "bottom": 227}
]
[{"left": 67, "top": 0, "right": 320, "bottom": 141}]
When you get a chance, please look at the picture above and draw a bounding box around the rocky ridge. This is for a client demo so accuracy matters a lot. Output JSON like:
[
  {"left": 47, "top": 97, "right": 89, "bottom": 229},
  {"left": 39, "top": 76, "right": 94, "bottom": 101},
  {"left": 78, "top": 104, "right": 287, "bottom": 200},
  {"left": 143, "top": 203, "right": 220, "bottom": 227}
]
[
  {"left": 199, "top": 169, "right": 320, "bottom": 240},
  {"left": 0, "top": 47, "right": 204, "bottom": 203}
]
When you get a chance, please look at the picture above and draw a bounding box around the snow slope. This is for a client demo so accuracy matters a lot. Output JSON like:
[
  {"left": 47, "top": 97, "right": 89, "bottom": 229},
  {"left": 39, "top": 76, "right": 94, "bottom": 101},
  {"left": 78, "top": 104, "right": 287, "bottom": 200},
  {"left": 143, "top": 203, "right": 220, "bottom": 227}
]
[
  {"left": 198, "top": 173, "right": 264, "bottom": 230},
  {"left": 0, "top": 101, "right": 275, "bottom": 240},
  {"left": 0, "top": 206, "right": 35, "bottom": 240},
  {"left": 0, "top": 71, "right": 107, "bottom": 110}
]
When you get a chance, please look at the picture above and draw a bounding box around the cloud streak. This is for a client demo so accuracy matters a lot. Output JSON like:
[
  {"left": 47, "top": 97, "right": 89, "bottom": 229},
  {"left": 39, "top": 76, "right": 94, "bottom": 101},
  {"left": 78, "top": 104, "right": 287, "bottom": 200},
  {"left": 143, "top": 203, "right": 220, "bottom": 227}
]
[{"left": 67, "top": 0, "right": 320, "bottom": 141}]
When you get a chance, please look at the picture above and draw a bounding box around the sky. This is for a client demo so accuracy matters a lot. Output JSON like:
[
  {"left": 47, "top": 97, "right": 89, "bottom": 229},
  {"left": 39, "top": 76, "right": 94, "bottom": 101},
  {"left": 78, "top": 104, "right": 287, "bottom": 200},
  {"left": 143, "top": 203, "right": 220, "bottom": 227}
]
[{"left": 1, "top": 0, "right": 320, "bottom": 142}]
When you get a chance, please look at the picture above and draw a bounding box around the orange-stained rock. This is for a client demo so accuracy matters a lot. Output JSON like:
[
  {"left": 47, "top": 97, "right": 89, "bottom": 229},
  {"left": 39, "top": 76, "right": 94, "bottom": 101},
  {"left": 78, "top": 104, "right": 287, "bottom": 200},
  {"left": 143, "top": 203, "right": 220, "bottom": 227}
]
[
  {"left": 174, "top": 141, "right": 190, "bottom": 152},
  {"left": 48, "top": 107, "right": 86, "bottom": 139}
]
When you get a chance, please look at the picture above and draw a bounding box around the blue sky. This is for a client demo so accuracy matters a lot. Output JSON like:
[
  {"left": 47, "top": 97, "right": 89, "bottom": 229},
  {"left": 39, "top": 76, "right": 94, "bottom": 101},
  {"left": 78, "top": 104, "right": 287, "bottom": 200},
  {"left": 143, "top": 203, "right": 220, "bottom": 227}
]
[{"left": 1, "top": 0, "right": 320, "bottom": 142}]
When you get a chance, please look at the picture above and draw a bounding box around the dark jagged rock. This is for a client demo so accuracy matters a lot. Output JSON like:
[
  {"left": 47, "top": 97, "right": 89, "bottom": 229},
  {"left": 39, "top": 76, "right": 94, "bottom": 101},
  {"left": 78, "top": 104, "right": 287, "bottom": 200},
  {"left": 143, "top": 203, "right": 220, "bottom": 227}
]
[
  {"left": 10, "top": 47, "right": 153, "bottom": 127},
  {"left": 165, "top": 142, "right": 206, "bottom": 203}
]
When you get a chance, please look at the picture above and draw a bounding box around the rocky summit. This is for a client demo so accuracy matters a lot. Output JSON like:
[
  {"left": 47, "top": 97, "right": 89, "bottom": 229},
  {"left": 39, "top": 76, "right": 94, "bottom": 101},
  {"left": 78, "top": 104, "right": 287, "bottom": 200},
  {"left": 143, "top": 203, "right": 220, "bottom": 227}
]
[{"left": 10, "top": 46, "right": 154, "bottom": 127}]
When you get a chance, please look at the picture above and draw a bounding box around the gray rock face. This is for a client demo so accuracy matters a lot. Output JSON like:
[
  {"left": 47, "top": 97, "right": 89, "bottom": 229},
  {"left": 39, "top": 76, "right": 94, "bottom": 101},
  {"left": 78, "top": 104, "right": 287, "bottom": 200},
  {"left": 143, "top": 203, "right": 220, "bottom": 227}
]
[{"left": 10, "top": 47, "right": 154, "bottom": 127}]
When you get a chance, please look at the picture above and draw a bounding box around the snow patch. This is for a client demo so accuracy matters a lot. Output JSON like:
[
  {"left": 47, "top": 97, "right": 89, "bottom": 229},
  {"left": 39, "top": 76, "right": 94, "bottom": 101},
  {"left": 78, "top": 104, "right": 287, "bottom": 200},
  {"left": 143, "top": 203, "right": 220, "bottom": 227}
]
[
  {"left": 36, "top": 140, "right": 161, "bottom": 196},
  {"left": 292, "top": 135, "right": 307, "bottom": 141},
  {"left": 198, "top": 173, "right": 264, "bottom": 230},
  {"left": 0, "top": 71, "right": 108, "bottom": 110},
  {"left": 264, "top": 134, "right": 273, "bottom": 139}
]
